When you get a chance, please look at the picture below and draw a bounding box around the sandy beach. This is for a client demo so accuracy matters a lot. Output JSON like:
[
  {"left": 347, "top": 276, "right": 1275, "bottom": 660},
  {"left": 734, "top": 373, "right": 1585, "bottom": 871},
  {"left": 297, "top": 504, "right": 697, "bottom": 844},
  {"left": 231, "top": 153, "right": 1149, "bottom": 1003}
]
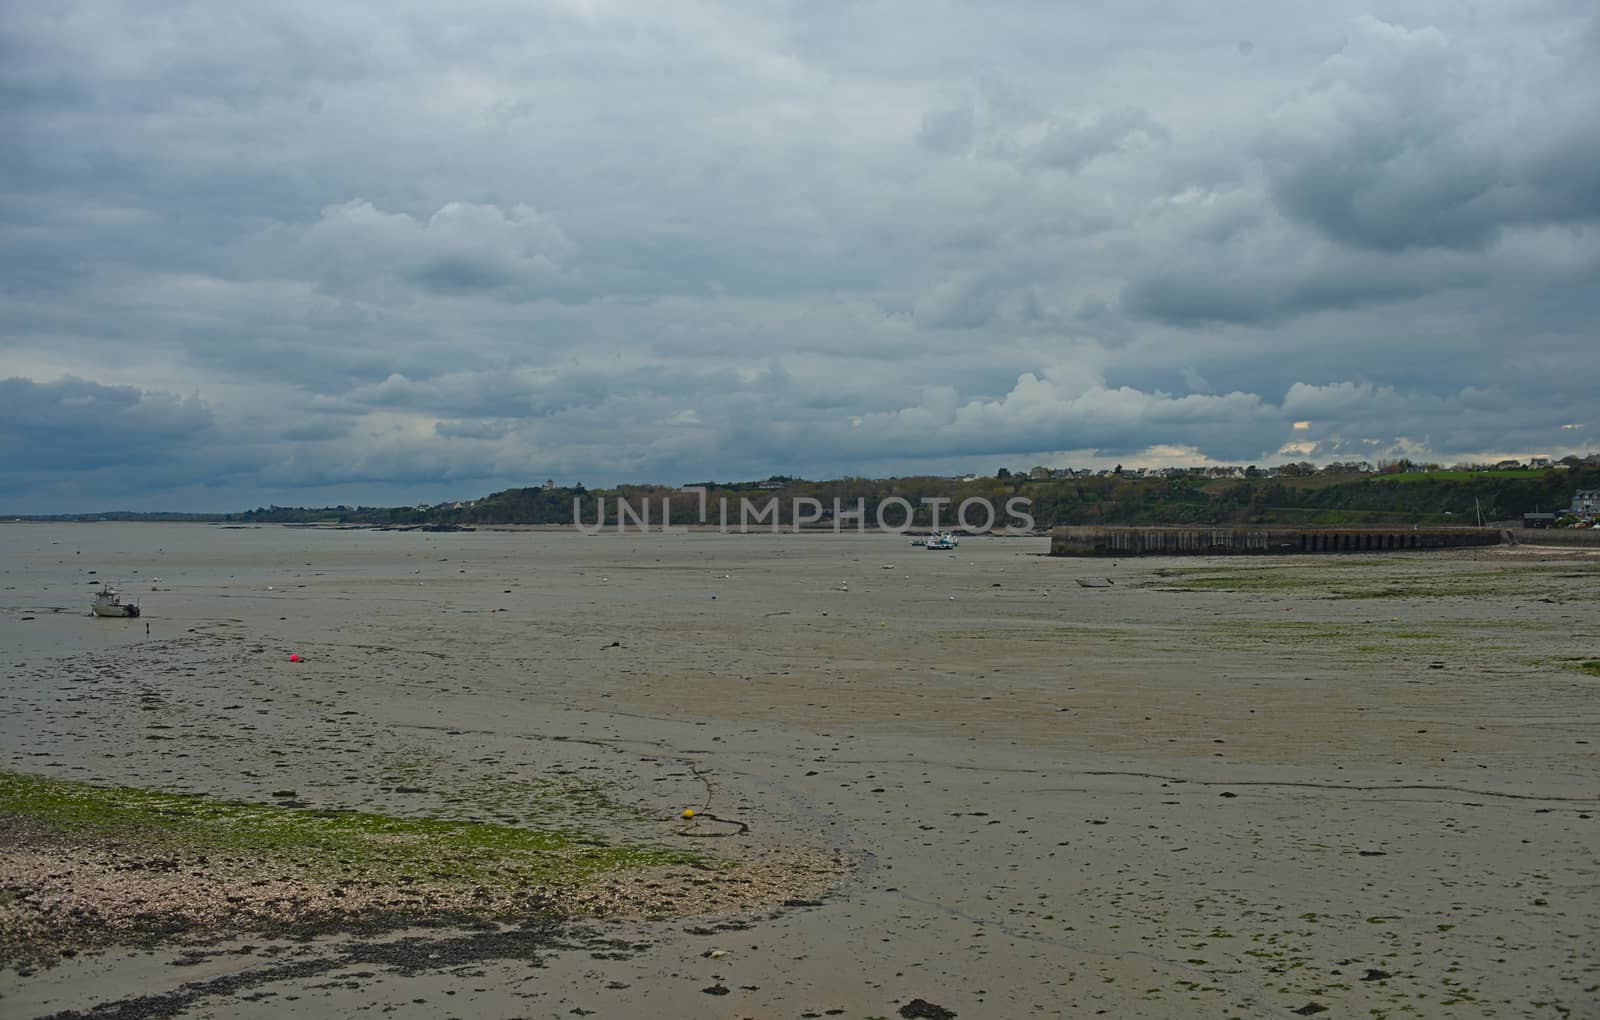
[{"left": 2, "top": 522, "right": 1597, "bottom": 1018}]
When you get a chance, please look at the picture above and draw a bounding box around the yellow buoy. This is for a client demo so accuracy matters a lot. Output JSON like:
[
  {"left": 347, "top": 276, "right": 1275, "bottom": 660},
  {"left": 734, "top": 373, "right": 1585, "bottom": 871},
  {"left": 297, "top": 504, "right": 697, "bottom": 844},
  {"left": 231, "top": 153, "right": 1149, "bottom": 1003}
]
[{"left": 682, "top": 808, "right": 697, "bottom": 819}]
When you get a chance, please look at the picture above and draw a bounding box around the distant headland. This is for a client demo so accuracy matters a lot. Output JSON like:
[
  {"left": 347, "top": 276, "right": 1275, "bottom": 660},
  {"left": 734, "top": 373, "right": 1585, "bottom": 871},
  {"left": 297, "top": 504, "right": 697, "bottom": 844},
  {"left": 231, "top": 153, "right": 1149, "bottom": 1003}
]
[{"left": 10, "top": 454, "right": 1599, "bottom": 531}]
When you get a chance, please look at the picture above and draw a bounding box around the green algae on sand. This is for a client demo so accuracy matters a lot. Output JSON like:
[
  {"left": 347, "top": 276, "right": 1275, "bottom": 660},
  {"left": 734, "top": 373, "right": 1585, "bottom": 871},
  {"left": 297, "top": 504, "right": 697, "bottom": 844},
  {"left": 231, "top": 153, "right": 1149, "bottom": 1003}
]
[
  {"left": 0, "top": 769, "right": 725, "bottom": 966},
  {"left": 0, "top": 769, "right": 698, "bottom": 888}
]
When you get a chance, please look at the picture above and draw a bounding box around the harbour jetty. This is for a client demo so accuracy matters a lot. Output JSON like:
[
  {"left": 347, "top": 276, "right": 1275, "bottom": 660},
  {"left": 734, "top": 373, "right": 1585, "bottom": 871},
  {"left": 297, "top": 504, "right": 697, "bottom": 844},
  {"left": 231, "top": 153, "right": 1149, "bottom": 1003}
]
[{"left": 1050, "top": 525, "right": 1507, "bottom": 557}]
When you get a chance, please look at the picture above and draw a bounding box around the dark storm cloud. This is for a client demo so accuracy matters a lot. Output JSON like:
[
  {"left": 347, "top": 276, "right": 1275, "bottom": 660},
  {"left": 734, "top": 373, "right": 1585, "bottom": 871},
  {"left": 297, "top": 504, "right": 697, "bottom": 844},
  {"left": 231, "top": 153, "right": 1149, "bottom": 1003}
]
[
  {"left": 0, "top": 377, "right": 248, "bottom": 511},
  {"left": 1121, "top": 243, "right": 1483, "bottom": 327},
  {"left": 293, "top": 201, "right": 576, "bottom": 299},
  {"left": 0, "top": 377, "right": 215, "bottom": 472},
  {"left": 1260, "top": 15, "right": 1600, "bottom": 252},
  {"left": 279, "top": 417, "right": 357, "bottom": 443},
  {"left": 433, "top": 419, "right": 515, "bottom": 441},
  {"left": 1, "top": 3, "right": 1596, "bottom": 511}
]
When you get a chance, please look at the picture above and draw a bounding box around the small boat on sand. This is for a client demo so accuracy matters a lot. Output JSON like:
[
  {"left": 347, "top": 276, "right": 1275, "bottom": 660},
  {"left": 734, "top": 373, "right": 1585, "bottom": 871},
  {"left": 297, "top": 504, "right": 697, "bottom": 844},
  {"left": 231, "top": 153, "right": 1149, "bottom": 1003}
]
[
  {"left": 91, "top": 584, "right": 140, "bottom": 618},
  {"left": 919, "top": 532, "right": 960, "bottom": 550},
  {"left": 1074, "top": 577, "right": 1115, "bottom": 588}
]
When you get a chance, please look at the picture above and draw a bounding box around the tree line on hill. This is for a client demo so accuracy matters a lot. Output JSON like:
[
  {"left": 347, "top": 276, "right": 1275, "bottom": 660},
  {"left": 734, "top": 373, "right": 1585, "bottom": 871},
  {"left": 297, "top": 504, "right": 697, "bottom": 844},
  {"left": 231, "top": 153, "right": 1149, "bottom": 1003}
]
[{"left": 217, "top": 462, "right": 1600, "bottom": 529}]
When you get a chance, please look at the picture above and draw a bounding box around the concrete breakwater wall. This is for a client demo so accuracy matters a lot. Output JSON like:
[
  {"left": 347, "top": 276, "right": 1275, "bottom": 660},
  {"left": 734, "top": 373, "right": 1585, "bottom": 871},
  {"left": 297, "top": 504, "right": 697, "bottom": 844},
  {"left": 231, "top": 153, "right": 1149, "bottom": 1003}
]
[{"left": 1050, "top": 525, "right": 1507, "bottom": 557}]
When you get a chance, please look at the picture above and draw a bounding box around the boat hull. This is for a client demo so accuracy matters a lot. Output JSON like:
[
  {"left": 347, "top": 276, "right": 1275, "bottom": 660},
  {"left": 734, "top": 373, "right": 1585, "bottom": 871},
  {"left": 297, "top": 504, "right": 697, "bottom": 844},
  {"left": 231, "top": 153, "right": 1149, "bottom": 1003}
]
[{"left": 91, "top": 602, "right": 139, "bottom": 618}]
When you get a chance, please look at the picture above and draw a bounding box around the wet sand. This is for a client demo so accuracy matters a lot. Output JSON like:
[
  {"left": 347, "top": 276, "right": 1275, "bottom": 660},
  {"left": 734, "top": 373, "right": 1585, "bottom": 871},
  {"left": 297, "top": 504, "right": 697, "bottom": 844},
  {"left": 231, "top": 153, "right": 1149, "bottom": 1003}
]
[{"left": 2, "top": 523, "right": 1597, "bottom": 1018}]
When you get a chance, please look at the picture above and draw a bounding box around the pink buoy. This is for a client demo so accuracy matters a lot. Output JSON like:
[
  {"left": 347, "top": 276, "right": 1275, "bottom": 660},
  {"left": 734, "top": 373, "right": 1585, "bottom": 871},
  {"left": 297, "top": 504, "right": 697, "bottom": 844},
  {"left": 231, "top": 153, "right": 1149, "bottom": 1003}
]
[{"left": 289, "top": 653, "right": 301, "bottom": 662}]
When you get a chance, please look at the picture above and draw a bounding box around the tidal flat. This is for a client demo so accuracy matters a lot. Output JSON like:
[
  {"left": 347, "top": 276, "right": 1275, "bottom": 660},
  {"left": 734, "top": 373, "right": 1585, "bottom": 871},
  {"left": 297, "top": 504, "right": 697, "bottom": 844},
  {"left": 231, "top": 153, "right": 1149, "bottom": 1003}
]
[{"left": 1, "top": 523, "right": 1597, "bottom": 1018}]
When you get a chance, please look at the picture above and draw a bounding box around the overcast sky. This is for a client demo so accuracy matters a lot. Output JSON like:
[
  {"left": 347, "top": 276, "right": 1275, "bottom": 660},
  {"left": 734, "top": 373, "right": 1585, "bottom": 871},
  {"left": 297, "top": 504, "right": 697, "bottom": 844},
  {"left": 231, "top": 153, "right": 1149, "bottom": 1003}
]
[{"left": 3, "top": 1, "right": 1597, "bottom": 512}]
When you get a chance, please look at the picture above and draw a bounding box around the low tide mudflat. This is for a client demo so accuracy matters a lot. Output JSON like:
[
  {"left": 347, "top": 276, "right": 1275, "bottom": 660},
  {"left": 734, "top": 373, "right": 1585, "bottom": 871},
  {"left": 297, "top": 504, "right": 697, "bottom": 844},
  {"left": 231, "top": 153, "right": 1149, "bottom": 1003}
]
[{"left": 1, "top": 523, "right": 1596, "bottom": 1018}]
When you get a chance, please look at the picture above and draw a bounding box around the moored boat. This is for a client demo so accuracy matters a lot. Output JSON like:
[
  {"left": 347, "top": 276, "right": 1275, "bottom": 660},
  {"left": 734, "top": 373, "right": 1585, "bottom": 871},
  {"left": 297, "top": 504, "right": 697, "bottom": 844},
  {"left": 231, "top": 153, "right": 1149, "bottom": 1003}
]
[{"left": 91, "top": 584, "right": 140, "bottom": 618}]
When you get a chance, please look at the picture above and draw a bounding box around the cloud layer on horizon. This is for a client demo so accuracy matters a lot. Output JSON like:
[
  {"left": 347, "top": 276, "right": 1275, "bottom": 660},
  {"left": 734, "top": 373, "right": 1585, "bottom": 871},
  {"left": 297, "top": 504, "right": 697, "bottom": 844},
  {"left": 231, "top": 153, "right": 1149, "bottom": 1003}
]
[{"left": 2, "top": 2, "right": 1596, "bottom": 511}]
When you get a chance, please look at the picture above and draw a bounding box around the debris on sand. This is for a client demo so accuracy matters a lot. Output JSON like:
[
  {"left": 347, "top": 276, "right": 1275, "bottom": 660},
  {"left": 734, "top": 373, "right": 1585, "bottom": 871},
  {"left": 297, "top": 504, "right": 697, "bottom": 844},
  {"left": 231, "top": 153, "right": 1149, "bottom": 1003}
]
[{"left": 899, "top": 998, "right": 958, "bottom": 1019}]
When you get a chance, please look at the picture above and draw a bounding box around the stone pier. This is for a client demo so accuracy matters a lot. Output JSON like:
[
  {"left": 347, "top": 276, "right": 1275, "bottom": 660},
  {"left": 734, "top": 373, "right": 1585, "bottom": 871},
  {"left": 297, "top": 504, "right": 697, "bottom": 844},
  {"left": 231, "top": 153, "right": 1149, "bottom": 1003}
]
[{"left": 1049, "top": 525, "right": 1507, "bottom": 557}]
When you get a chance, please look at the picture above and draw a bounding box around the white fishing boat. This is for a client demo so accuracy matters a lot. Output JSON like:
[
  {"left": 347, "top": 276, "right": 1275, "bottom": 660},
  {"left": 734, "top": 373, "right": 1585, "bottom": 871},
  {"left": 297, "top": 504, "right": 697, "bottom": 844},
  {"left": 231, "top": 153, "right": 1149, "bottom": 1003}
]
[
  {"left": 91, "top": 584, "right": 140, "bottom": 618},
  {"left": 923, "top": 531, "right": 959, "bottom": 550}
]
